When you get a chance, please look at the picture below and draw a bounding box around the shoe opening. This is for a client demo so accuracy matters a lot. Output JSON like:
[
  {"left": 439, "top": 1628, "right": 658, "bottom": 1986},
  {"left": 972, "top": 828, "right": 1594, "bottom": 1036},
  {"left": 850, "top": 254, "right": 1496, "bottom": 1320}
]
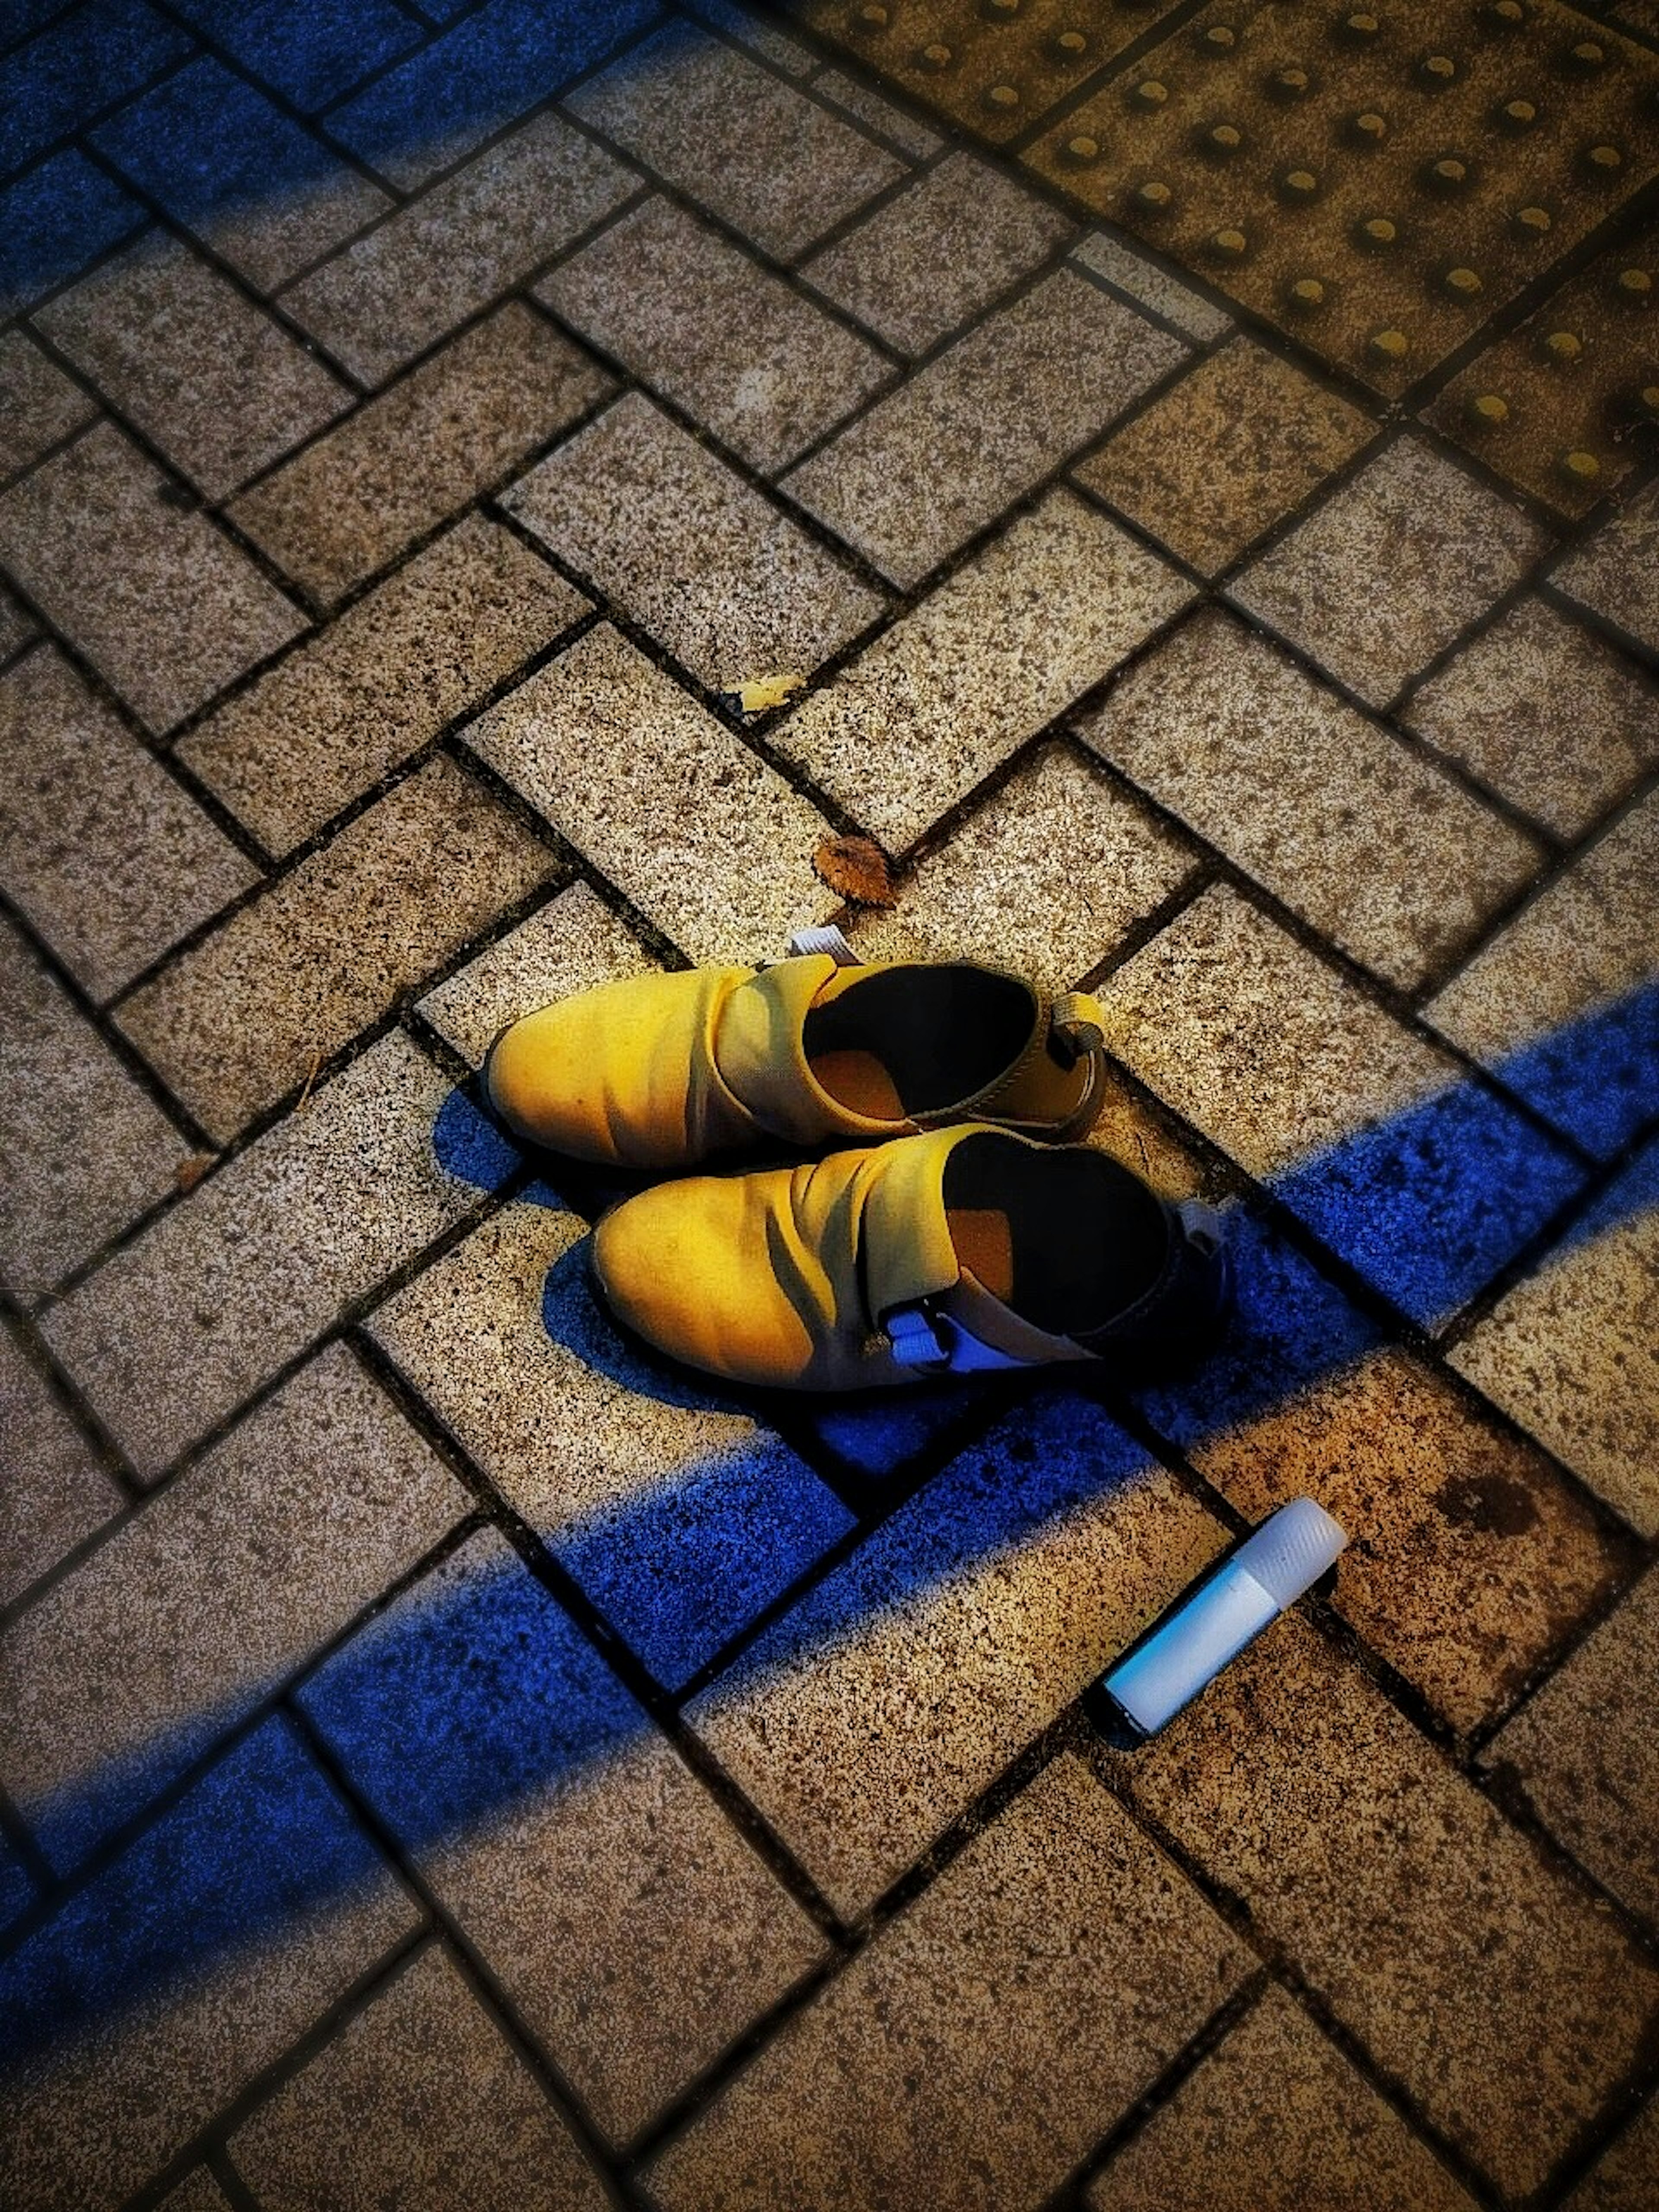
[
  {"left": 804, "top": 966, "right": 1036, "bottom": 1121},
  {"left": 942, "top": 1133, "right": 1169, "bottom": 1337}
]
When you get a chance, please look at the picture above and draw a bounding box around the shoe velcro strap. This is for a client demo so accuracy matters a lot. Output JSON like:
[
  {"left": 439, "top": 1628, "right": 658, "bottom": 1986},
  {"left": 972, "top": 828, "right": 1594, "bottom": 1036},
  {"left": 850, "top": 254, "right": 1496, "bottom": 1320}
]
[
  {"left": 884, "top": 1302, "right": 1033, "bottom": 1374},
  {"left": 1050, "top": 991, "right": 1106, "bottom": 1061},
  {"left": 785, "top": 924, "right": 857, "bottom": 965}
]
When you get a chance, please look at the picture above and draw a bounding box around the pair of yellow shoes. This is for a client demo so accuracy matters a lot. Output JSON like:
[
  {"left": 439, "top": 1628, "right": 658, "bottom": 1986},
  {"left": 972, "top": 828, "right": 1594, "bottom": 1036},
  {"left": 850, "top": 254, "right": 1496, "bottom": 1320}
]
[{"left": 485, "top": 928, "right": 1230, "bottom": 1393}]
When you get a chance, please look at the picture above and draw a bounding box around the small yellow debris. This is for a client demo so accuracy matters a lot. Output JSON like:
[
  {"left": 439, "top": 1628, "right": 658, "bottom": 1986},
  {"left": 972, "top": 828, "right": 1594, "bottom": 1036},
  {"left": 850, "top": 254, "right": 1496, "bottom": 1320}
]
[{"left": 723, "top": 671, "right": 805, "bottom": 715}]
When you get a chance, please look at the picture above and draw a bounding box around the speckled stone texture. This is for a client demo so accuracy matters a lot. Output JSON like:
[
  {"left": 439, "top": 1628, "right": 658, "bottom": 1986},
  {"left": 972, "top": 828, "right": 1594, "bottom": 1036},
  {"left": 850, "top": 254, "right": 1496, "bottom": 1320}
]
[
  {"left": 801, "top": 152, "right": 1073, "bottom": 358},
  {"left": 114, "top": 755, "right": 556, "bottom": 1142},
  {"left": 809, "top": 66, "right": 943, "bottom": 159},
  {"left": 567, "top": 24, "right": 905, "bottom": 260},
  {"left": 504, "top": 393, "right": 883, "bottom": 691},
  {"left": 540, "top": 197, "right": 890, "bottom": 472},
  {"left": 0, "top": 1322, "right": 121, "bottom": 1611},
  {"left": 1231, "top": 435, "right": 1549, "bottom": 708},
  {"left": 0, "top": 423, "right": 306, "bottom": 733},
  {"left": 1076, "top": 338, "right": 1376, "bottom": 576},
  {"left": 0, "top": 1345, "right": 467, "bottom": 1872},
  {"left": 1562, "top": 2096, "right": 1659, "bottom": 2211},
  {"left": 1404, "top": 597, "right": 1659, "bottom": 839},
  {"left": 153, "top": 2171, "right": 234, "bottom": 2212},
  {"left": 1081, "top": 607, "right": 1543, "bottom": 990},
  {"left": 845, "top": 742, "right": 1195, "bottom": 990},
  {"left": 646, "top": 1754, "right": 1249, "bottom": 2212},
  {"left": 418, "top": 880, "right": 655, "bottom": 1069},
  {"left": 301, "top": 1529, "right": 826, "bottom": 2142},
  {"left": 784, "top": 268, "right": 1186, "bottom": 585},
  {"left": 41, "top": 1031, "right": 489, "bottom": 1479},
  {"left": 1485, "top": 1560, "right": 1659, "bottom": 1930},
  {"left": 1068, "top": 232, "right": 1232, "bottom": 344},
  {"left": 0, "top": 909, "right": 189, "bottom": 1300},
  {"left": 0, "top": 646, "right": 257, "bottom": 1002},
  {"left": 0, "top": 327, "right": 97, "bottom": 480},
  {"left": 0, "top": 586, "right": 33, "bottom": 662},
  {"left": 1085, "top": 1986, "right": 1481, "bottom": 2212},
  {"left": 178, "top": 516, "right": 588, "bottom": 856},
  {"left": 228, "top": 1944, "right": 609, "bottom": 2211},
  {"left": 463, "top": 622, "right": 838, "bottom": 964},
  {"left": 280, "top": 109, "right": 638, "bottom": 387},
  {"left": 35, "top": 235, "right": 351, "bottom": 502},
  {"left": 228, "top": 304, "right": 613, "bottom": 607},
  {"left": 1101, "top": 1619, "right": 1659, "bottom": 2202},
  {"left": 775, "top": 488, "right": 1192, "bottom": 851},
  {"left": 1553, "top": 475, "right": 1659, "bottom": 654}
]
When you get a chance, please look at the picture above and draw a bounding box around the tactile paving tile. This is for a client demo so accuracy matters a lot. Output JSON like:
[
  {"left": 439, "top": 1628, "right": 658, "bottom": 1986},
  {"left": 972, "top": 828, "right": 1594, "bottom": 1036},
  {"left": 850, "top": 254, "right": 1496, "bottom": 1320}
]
[
  {"left": 1427, "top": 221, "right": 1658, "bottom": 512},
  {"left": 796, "top": 0, "right": 1194, "bottom": 146},
  {"left": 1015, "top": 0, "right": 1659, "bottom": 397}
]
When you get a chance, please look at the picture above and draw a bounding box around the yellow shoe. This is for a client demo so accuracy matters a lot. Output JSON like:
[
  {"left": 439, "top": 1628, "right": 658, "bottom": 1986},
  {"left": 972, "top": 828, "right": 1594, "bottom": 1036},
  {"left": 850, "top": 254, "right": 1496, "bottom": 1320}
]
[
  {"left": 485, "top": 929, "right": 1107, "bottom": 1169},
  {"left": 591, "top": 1125, "right": 1230, "bottom": 1391}
]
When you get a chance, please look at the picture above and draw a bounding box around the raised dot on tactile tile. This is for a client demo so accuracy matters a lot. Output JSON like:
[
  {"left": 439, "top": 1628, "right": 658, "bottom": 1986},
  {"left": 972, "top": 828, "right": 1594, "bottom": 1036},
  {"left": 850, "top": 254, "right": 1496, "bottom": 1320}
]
[
  {"left": 1202, "top": 121, "right": 1246, "bottom": 156},
  {"left": 853, "top": 2, "right": 889, "bottom": 28},
  {"left": 1368, "top": 325, "right": 1410, "bottom": 362},
  {"left": 1132, "top": 178, "right": 1175, "bottom": 212},
  {"left": 1278, "top": 166, "right": 1320, "bottom": 200},
  {"left": 1355, "top": 213, "right": 1399, "bottom": 248},
  {"left": 1441, "top": 264, "right": 1483, "bottom": 298},
  {"left": 1338, "top": 12, "right": 1382, "bottom": 44},
  {"left": 982, "top": 0, "right": 1021, "bottom": 17},
  {"left": 1465, "top": 390, "right": 1510, "bottom": 427},
  {"left": 1615, "top": 267, "right": 1654, "bottom": 305},
  {"left": 1494, "top": 96, "right": 1538, "bottom": 131},
  {"left": 1200, "top": 23, "right": 1238, "bottom": 51},
  {"left": 1131, "top": 76, "right": 1170, "bottom": 107},
  {"left": 1269, "top": 65, "right": 1313, "bottom": 99},
  {"left": 1513, "top": 203, "right": 1552, "bottom": 238},
  {"left": 1286, "top": 274, "right": 1328, "bottom": 310},
  {"left": 1583, "top": 142, "right": 1625, "bottom": 177},
  {"left": 1347, "top": 108, "right": 1390, "bottom": 144},
  {"left": 1208, "top": 225, "right": 1249, "bottom": 260},
  {"left": 1563, "top": 38, "right": 1607, "bottom": 73},
  {"left": 1559, "top": 448, "right": 1601, "bottom": 482},
  {"left": 918, "top": 41, "right": 952, "bottom": 67},
  {"left": 1052, "top": 29, "right": 1089, "bottom": 58},
  {"left": 985, "top": 81, "right": 1021, "bottom": 108},
  {"left": 1063, "top": 133, "right": 1102, "bottom": 162},
  {"left": 1540, "top": 328, "right": 1583, "bottom": 364},
  {"left": 1417, "top": 51, "right": 1459, "bottom": 86},
  {"left": 1640, "top": 383, "right": 1659, "bottom": 417},
  {"left": 1421, "top": 154, "right": 1471, "bottom": 192},
  {"left": 1481, "top": 0, "right": 1527, "bottom": 26}
]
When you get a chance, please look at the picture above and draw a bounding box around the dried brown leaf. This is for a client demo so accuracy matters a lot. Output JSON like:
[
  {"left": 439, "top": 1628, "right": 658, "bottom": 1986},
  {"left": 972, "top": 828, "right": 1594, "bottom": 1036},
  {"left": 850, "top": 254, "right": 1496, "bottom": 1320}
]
[
  {"left": 813, "top": 833, "right": 897, "bottom": 908},
  {"left": 175, "top": 1153, "right": 215, "bottom": 1194}
]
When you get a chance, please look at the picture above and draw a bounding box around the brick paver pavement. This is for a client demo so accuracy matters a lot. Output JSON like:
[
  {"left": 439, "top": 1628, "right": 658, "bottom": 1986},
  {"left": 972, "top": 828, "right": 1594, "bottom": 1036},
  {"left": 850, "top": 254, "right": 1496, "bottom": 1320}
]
[{"left": 1, "top": 2, "right": 1656, "bottom": 2207}]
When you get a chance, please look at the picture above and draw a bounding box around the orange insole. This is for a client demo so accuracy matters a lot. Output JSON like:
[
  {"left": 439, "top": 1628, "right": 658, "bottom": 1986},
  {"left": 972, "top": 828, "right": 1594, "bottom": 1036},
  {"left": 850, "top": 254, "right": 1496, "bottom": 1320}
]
[
  {"left": 946, "top": 1208, "right": 1015, "bottom": 1300},
  {"left": 809, "top": 1047, "right": 906, "bottom": 1122}
]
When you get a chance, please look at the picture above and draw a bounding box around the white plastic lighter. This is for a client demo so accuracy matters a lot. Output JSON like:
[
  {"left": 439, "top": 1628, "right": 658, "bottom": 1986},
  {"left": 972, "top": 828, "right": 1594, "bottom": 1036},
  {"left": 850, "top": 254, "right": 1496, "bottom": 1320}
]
[{"left": 1084, "top": 1497, "right": 1348, "bottom": 1742}]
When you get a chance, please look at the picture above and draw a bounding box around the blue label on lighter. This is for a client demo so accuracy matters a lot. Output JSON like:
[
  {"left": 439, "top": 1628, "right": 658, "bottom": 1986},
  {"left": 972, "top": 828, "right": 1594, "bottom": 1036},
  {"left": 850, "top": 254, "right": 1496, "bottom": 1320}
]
[{"left": 1103, "top": 1560, "right": 1281, "bottom": 1735}]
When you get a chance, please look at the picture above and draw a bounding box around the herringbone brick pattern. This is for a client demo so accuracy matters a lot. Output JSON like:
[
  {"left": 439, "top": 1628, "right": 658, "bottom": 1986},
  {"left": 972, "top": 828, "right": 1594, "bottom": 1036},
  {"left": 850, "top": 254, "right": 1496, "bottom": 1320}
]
[{"left": 0, "top": 2, "right": 1656, "bottom": 2207}]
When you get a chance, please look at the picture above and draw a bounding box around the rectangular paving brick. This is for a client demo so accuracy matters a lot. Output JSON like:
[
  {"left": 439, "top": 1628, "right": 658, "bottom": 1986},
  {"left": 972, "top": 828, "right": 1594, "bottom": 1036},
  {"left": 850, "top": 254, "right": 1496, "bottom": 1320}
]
[
  {"left": 0, "top": 586, "right": 35, "bottom": 662},
  {"left": 690, "top": 1392, "right": 1228, "bottom": 1916},
  {"left": 773, "top": 488, "right": 1192, "bottom": 851},
  {"left": 227, "top": 304, "right": 611, "bottom": 607},
  {"left": 1068, "top": 231, "right": 1232, "bottom": 344},
  {"left": 35, "top": 234, "right": 351, "bottom": 500},
  {"left": 1450, "top": 1141, "right": 1659, "bottom": 1536},
  {"left": 1403, "top": 598, "right": 1659, "bottom": 841},
  {"left": 1103, "top": 1618, "right": 1659, "bottom": 2202},
  {"left": 176, "top": 516, "right": 588, "bottom": 856},
  {"left": 418, "top": 879, "right": 654, "bottom": 1068},
  {"left": 115, "top": 756, "right": 556, "bottom": 1143},
  {"left": 92, "top": 57, "right": 393, "bottom": 293},
  {"left": 567, "top": 22, "right": 904, "bottom": 260},
  {"left": 0, "top": 1322, "right": 123, "bottom": 1611},
  {"left": 1081, "top": 607, "right": 1543, "bottom": 991},
  {"left": 326, "top": 0, "right": 656, "bottom": 191},
  {"left": 646, "top": 1754, "right": 1249, "bottom": 2212},
  {"left": 165, "top": 0, "right": 421, "bottom": 111},
  {"left": 302, "top": 1529, "right": 827, "bottom": 2143},
  {"left": 0, "top": 910, "right": 188, "bottom": 1301},
  {"left": 1135, "top": 1209, "right": 1628, "bottom": 1732},
  {"left": 683, "top": 0, "right": 817, "bottom": 76},
  {"left": 279, "top": 109, "right": 638, "bottom": 387},
  {"left": 0, "top": 149, "right": 145, "bottom": 319},
  {"left": 1485, "top": 1560, "right": 1659, "bottom": 1931},
  {"left": 1096, "top": 886, "right": 1583, "bottom": 1328},
  {"left": 41, "top": 1030, "right": 490, "bottom": 1479},
  {"left": 154, "top": 2171, "right": 233, "bottom": 2212},
  {"left": 463, "top": 623, "right": 837, "bottom": 965},
  {"left": 0, "top": 327, "right": 96, "bottom": 482},
  {"left": 1552, "top": 474, "right": 1659, "bottom": 656},
  {"left": 782, "top": 268, "right": 1185, "bottom": 586},
  {"left": 1565, "top": 2098, "right": 1659, "bottom": 2212},
  {"left": 0, "top": 0, "right": 192, "bottom": 177},
  {"left": 0, "top": 1344, "right": 466, "bottom": 1872},
  {"left": 1074, "top": 338, "right": 1376, "bottom": 577},
  {"left": 1231, "top": 435, "right": 1548, "bottom": 709},
  {"left": 229, "top": 1942, "right": 610, "bottom": 2211},
  {"left": 0, "top": 646, "right": 257, "bottom": 1002},
  {"left": 0, "top": 1715, "right": 415, "bottom": 2212},
  {"left": 502, "top": 392, "right": 883, "bottom": 693},
  {"left": 0, "top": 423, "right": 306, "bottom": 734},
  {"left": 845, "top": 741, "right": 1195, "bottom": 991},
  {"left": 1086, "top": 1985, "right": 1481, "bottom": 2212},
  {"left": 1425, "top": 790, "right": 1659, "bottom": 1160},
  {"left": 369, "top": 1201, "right": 852, "bottom": 1687},
  {"left": 802, "top": 152, "right": 1073, "bottom": 359},
  {"left": 809, "top": 67, "right": 944, "bottom": 162},
  {"left": 538, "top": 196, "right": 890, "bottom": 472}
]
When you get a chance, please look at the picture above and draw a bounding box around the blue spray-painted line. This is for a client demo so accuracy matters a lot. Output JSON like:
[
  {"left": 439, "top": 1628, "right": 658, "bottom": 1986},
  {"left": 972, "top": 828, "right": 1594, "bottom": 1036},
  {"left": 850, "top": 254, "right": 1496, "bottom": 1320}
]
[{"left": 3, "top": 982, "right": 1655, "bottom": 2087}]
